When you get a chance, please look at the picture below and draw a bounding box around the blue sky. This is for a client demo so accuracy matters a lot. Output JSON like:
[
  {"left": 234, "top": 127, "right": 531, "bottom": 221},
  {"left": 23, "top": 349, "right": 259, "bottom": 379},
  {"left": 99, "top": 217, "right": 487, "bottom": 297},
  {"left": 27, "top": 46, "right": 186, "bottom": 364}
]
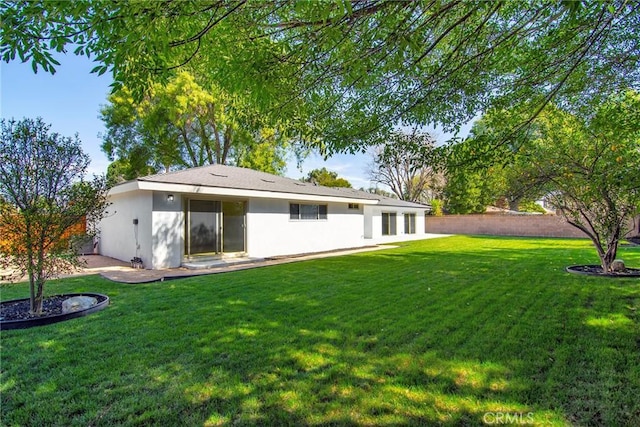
[{"left": 1, "top": 53, "right": 472, "bottom": 189}]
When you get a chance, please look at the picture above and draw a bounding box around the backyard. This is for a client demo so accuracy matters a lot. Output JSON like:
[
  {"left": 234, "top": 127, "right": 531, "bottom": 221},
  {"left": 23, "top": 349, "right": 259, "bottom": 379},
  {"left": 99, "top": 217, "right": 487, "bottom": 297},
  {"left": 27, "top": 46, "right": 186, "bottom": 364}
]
[{"left": 1, "top": 235, "right": 639, "bottom": 426}]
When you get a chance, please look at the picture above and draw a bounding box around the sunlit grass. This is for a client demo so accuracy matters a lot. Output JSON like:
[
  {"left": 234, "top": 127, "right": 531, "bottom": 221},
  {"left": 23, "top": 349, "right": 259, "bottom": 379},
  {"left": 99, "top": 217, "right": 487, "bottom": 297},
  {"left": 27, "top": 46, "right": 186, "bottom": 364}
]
[{"left": 2, "top": 236, "right": 639, "bottom": 426}]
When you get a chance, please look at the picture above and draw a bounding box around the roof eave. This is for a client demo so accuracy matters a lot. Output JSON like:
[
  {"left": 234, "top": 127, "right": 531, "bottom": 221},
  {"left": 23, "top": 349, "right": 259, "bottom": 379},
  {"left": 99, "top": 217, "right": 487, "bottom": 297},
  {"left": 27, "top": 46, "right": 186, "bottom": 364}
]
[{"left": 109, "top": 180, "right": 379, "bottom": 205}]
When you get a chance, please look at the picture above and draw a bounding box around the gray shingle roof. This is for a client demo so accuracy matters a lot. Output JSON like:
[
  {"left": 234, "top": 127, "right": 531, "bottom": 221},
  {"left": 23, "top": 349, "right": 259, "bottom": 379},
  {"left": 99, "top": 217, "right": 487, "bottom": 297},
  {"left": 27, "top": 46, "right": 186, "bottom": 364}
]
[{"left": 129, "top": 164, "right": 429, "bottom": 209}]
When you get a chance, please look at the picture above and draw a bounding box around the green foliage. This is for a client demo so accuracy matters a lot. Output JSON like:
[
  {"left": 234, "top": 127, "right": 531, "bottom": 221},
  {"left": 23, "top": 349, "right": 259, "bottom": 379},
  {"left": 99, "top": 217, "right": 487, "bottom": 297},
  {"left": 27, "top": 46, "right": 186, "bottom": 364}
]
[
  {"left": 533, "top": 92, "right": 640, "bottom": 271},
  {"left": 0, "top": 118, "right": 109, "bottom": 313},
  {"left": 100, "top": 71, "right": 293, "bottom": 181},
  {"left": 302, "top": 167, "right": 352, "bottom": 188},
  {"left": 3, "top": 1, "right": 638, "bottom": 154},
  {"left": 518, "top": 201, "right": 547, "bottom": 214},
  {"left": 442, "top": 108, "right": 554, "bottom": 213},
  {"left": 450, "top": 90, "right": 640, "bottom": 271},
  {"left": 234, "top": 128, "right": 289, "bottom": 176},
  {"left": 2, "top": 237, "right": 639, "bottom": 425},
  {"left": 442, "top": 167, "right": 500, "bottom": 214},
  {"left": 429, "top": 199, "right": 444, "bottom": 216}
]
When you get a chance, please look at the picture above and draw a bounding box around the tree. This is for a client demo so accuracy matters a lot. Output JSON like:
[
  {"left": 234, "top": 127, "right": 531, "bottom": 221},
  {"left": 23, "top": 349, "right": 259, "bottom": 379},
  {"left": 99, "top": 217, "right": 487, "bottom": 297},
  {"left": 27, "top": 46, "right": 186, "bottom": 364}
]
[
  {"left": 101, "top": 71, "right": 292, "bottom": 182},
  {"left": 532, "top": 93, "right": 640, "bottom": 272},
  {"left": 441, "top": 167, "right": 499, "bottom": 214},
  {"left": 368, "top": 130, "right": 440, "bottom": 203},
  {"left": 455, "top": 91, "right": 640, "bottom": 271},
  {"left": 302, "top": 168, "right": 352, "bottom": 188},
  {"left": 449, "top": 117, "right": 549, "bottom": 212},
  {"left": 0, "top": 118, "right": 109, "bottom": 314},
  {"left": 235, "top": 128, "right": 289, "bottom": 176},
  {"left": 3, "top": 1, "right": 638, "bottom": 155}
]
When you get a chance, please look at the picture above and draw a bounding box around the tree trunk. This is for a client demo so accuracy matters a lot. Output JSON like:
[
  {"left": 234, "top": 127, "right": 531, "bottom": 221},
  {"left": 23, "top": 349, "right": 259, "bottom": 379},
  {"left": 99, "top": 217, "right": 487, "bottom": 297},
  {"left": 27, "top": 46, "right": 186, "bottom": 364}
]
[
  {"left": 28, "top": 273, "right": 37, "bottom": 313},
  {"left": 25, "top": 220, "right": 40, "bottom": 313},
  {"left": 180, "top": 128, "right": 198, "bottom": 167},
  {"left": 600, "top": 237, "right": 620, "bottom": 272},
  {"left": 198, "top": 118, "right": 214, "bottom": 164},
  {"left": 34, "top": 274, "right": 46, "bottom": 315},
  {"left": 221, "top": 126, "right": 233, "bottom": 165},
  {"left": 28, "top": 261, "right": 45, "bottom": 314}
]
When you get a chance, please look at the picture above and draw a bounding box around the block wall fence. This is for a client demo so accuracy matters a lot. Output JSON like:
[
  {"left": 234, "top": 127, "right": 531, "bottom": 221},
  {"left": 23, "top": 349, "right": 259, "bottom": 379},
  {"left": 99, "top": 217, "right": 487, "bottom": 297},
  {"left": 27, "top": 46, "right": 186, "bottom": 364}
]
[{"left": 424, "top": 214, "right": 640, "bottom": 239}]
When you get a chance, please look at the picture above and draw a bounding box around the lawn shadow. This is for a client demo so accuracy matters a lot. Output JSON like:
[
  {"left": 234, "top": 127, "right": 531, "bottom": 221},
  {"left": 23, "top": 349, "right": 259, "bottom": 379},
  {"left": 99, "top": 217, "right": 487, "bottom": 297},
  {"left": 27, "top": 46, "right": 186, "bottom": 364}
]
[{"left": 2, "top": 236, "right": 639, "bottom": 425}]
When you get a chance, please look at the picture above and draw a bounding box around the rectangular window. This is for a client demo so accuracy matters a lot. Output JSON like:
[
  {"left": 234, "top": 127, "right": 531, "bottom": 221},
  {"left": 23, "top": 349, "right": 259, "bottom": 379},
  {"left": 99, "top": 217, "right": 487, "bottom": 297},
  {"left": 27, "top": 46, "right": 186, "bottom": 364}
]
[
  {"left": 404, "top": 213, "right": 416, "bottom": 234},
  {"left": 348, "top": 203, "right": 359, "bottom": 210},
  {"left": 290, "top": 203, "right": 327, "bottom": 220},
  {"left": 382, "top": 212, "right": 397, "bottom": 235},
  {"left": 289, "top": 203, "right": 300, "bottom": 219}
]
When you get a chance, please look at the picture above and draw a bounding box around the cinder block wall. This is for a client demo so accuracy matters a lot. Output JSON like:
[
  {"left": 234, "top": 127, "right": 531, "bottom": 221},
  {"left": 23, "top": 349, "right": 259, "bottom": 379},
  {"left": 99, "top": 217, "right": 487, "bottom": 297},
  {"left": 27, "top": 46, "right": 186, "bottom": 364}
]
[{"left": 425, "top": 214, "right": 587, "bottom": 238}]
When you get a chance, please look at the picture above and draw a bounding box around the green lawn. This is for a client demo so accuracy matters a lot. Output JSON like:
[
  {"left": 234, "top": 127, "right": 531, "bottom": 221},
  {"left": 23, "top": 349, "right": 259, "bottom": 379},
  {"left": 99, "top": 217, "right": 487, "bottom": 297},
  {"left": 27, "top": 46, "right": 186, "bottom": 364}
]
[{"left": 2, "top": 236, "right": 639, "bottom": 426}]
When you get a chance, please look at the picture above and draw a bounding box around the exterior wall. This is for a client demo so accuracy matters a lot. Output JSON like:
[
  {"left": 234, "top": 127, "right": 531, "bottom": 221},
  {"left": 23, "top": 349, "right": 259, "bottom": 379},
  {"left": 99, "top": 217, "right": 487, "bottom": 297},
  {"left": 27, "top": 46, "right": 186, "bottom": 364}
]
[
  {"left": 99, "top": 190, "right": 154, "bottom": 267},
  {"left": 246, "top": 198, "right": 367, "bottom": 258},
  {"left": 152, "top": 192, "right": 184, "bottom": 269},
  {"left": 101, "top": 189, "right": 433, "bottom": 268},
  {"left": 364, "top": 205, "right": 427, "bottom": 244},
  {"left": 424, "top": 214, "right": 587, "bottom": 238},
  {"left": 363, "top": 207, "right": 373, "bottom": 239}
]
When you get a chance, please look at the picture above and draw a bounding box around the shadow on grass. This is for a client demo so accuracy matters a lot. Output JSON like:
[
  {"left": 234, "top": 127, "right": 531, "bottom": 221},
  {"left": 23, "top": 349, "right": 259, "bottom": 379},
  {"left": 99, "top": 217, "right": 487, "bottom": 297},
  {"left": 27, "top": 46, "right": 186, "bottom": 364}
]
[{"left": 2, "top": 236, "right": 639, "bottom": 425}]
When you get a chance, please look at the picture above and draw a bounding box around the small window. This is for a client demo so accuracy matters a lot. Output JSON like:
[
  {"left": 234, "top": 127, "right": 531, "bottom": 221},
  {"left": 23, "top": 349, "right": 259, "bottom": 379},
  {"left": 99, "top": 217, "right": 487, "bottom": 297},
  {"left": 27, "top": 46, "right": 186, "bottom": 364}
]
[
  {"left": 348, "top": 203, "right": 359, "bottom": 210},
  {"left": 289, "top": 203, "right": 300, "bottom": 219},
  {"left": 290, "top": 203, "right": 327, "bottom": 220},
  {"left": 319, "top": 204, "right": 328, "bottom": 219},
  {"left": 382, "top": 212, "right": 397, "bottom": 235},
  {"left": 404, "top": 213, "right": 416, "bottom": 234}
]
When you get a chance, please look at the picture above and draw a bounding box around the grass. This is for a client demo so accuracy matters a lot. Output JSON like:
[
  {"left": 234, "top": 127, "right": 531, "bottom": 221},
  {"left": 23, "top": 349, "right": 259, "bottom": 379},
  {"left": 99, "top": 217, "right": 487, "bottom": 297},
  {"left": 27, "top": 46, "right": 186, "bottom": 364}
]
[{"left": 1, "top": 235, "right": 639, "bottom": 426}]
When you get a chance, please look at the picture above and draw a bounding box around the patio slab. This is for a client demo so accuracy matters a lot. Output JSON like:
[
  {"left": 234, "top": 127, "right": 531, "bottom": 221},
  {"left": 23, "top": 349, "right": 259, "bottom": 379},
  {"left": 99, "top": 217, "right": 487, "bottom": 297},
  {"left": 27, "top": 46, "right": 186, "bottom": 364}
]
[{"left": 99, "top": 245, "right": 395, "bottom": 284}]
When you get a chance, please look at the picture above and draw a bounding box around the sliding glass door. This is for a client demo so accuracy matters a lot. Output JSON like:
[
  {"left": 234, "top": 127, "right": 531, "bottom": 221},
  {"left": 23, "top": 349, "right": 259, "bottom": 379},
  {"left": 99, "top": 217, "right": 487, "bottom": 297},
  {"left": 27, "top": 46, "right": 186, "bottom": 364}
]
[
  {"left": 185, "top": 199, "right": 245, "bottom": 257},
  {"left": 187, "top": 200, "right": 220, "bottom": 256},
  {"left": 222, "top": 201, "right": 245, "bottom": 253}
]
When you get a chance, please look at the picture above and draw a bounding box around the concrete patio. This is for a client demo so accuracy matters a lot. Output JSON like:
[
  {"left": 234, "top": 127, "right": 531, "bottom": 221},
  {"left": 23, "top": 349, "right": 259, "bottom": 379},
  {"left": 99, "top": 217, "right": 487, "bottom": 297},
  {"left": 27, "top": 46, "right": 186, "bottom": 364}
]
[
  {"left": 87, "top": 245, "right": 395, "bottom": 284},
  {"left": 1, "top": 246, "right": 394, "bottom": 285}
]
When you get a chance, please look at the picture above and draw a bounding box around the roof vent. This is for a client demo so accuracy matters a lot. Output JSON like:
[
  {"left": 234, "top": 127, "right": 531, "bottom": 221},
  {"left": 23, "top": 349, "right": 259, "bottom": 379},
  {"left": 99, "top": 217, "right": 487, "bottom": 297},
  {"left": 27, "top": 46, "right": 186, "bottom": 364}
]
[
  {"left": 210, "top": 173, "right": 227, "bottom": 178},
  {"left": 261, "top": 179, "right": 275, "bottom": 183}
]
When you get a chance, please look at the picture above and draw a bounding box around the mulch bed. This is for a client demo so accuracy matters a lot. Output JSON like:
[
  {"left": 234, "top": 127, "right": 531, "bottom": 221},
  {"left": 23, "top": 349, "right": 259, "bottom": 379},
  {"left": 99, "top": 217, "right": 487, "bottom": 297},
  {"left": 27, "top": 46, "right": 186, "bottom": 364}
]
[
  {"left": 567, "top": 265, "right": 640, "bottom": 278},
  {"left": 0, "top": 294, "right": 108, "bottom": 322}
]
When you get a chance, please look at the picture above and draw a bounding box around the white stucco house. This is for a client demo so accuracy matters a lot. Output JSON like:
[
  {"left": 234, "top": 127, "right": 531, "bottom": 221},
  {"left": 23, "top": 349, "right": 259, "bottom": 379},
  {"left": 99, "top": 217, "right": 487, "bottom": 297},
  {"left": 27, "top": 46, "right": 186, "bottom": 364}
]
[{"left": 99, "top": 164, "right": 431, "bottom": 269}]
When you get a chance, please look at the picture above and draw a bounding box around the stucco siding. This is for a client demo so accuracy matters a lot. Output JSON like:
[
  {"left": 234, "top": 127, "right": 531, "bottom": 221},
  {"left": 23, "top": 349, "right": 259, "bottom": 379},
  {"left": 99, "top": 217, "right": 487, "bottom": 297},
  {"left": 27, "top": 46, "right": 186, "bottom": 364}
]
[
  {"left": 152, "top": 192, "right": 184, "bottom": 268},
  {"left": 99, "top": 191, "right": 153, "bottom": 267},
  {"left": 364, "top": 206, "right": 426, "bottom": 243},
  {"left": 246, "top": 198, "right": 366, "bottom": 258},
  {"left": 100, "top": 185, "right": 430, "bottom": 268}
]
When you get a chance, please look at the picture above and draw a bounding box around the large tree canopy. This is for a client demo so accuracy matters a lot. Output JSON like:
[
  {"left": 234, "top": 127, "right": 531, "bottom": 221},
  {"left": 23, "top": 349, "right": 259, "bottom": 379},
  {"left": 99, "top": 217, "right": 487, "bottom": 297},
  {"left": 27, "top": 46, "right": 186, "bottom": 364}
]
[
  {"left": 3, "top": 1, "right": 638, "bottom": 154},
  {"left": 101, "top": 71, "right": 292, "bottom": 182},
  {"left": 454, "top": 91, "right": 640, "bottom": 271}
]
